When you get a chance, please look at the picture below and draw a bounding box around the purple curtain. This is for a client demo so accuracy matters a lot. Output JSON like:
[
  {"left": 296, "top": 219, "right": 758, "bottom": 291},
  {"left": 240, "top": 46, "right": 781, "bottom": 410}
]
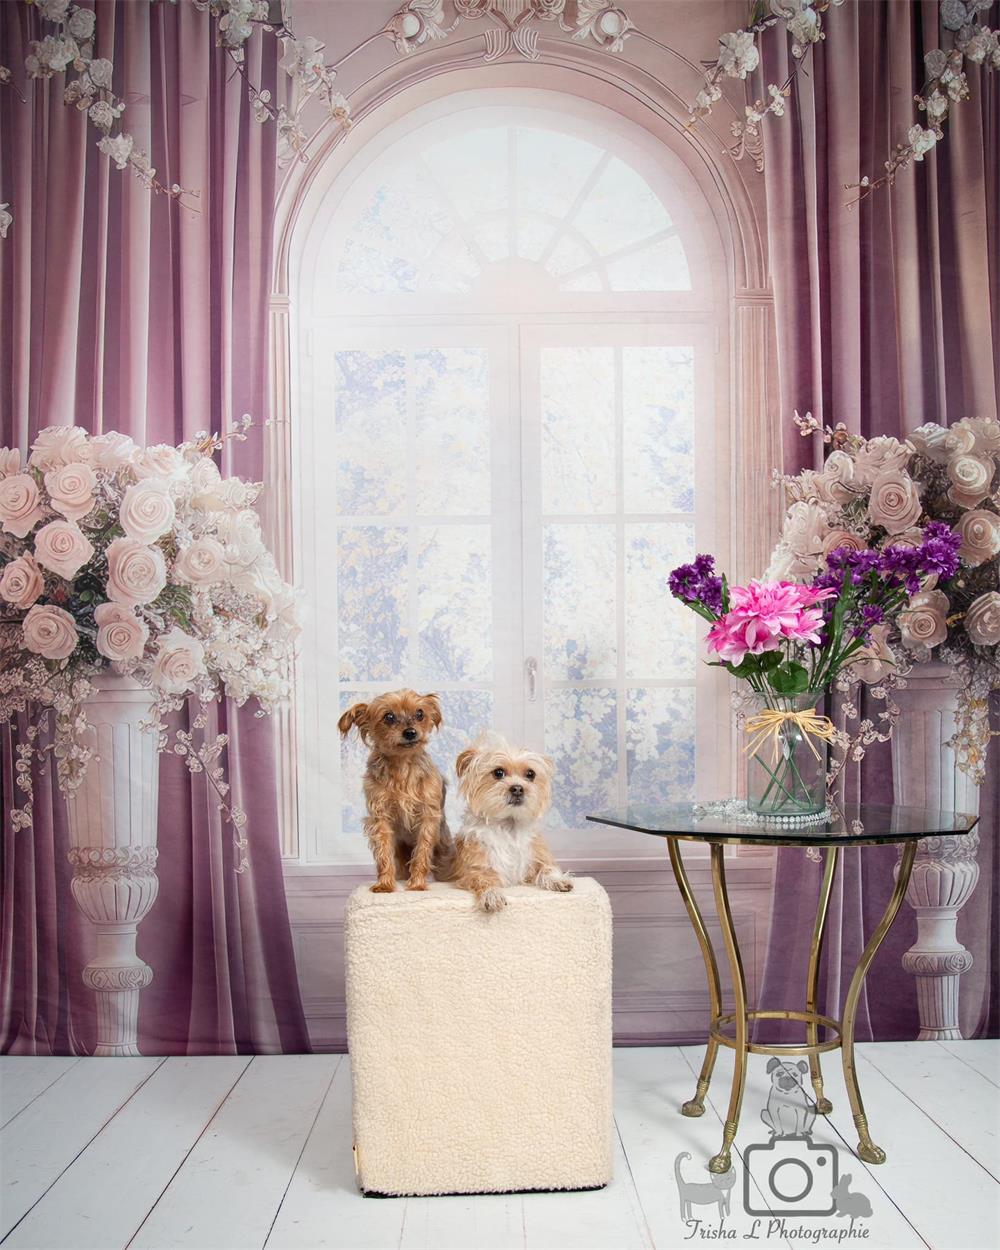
[
  {"left": 754, "top": 0, "right": 999, "bottom": 1040},
  {"left": 0, "top": 1, "right": 309, "bottom": 1054}
]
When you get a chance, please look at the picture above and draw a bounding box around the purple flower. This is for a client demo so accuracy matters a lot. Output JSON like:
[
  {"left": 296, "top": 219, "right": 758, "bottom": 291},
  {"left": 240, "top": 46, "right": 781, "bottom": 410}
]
[{"left": 669, "top": 555, "right": 724, "bottom": 616}]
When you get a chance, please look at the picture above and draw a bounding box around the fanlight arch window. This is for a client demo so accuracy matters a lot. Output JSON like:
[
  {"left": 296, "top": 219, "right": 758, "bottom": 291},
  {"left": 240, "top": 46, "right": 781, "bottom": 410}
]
[{"left": 293, "top": 94, "right": 730, "bottom": 863}]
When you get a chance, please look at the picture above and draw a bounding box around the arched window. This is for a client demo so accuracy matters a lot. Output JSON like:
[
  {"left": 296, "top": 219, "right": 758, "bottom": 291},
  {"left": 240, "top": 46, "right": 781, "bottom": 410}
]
[{"left": 293, "top": 92, "right": 731, "bottom": 863}]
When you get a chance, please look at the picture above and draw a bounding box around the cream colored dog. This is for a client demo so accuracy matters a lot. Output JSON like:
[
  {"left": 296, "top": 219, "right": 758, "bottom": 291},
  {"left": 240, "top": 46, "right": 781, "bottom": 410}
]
[{"left": 437, "top": 732, "right": 572, "bottom": 912}]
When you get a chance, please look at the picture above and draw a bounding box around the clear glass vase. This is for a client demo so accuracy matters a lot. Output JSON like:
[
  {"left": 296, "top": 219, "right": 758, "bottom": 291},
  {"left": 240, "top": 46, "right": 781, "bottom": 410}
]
[{"left": 746, "top": 691, "right": 829, "bottom": 817}]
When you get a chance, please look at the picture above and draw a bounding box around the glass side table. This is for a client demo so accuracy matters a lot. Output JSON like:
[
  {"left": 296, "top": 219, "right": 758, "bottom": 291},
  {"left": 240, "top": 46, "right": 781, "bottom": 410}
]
[{"left": 587, "top": 801, "right": 979, "bottom": 1175}]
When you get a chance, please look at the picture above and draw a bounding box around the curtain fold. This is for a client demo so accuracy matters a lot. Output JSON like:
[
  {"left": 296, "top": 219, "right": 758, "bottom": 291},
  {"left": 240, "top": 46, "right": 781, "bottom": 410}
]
[
  {"left": 754, "top": 0, "right": 999, "bottom": 1041},
  {"left": 0, "top": 1, "right": 309, "bottom": 1055}
]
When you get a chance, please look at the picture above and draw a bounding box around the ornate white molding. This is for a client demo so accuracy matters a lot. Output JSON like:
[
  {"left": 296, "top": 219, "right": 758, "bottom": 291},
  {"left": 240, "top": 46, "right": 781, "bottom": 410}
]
[
  {"left": 891, "top": 661, "right": 982, "bottom": 1041},
  {"left": 64, "top": 675, "right": 160, "bottom": 1056}
]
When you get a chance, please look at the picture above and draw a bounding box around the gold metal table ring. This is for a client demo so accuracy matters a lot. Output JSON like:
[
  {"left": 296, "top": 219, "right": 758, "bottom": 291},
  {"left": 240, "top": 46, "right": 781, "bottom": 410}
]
[{"left": 667, "top": 837, "right": 920, "bottom": 1176}]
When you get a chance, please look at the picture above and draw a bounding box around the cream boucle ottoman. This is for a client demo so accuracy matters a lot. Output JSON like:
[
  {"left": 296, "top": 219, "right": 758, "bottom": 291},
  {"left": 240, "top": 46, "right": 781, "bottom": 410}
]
[{"left": 345, "top": 877, "right": 613, "bottom": 1197}]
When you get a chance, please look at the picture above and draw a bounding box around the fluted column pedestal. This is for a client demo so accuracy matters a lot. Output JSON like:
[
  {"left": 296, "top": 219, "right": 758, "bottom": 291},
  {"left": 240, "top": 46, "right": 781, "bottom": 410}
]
[
  {"left": 64, "top": 675, "right": 160, "bottom": 1056},
  {"left": 891, "top": 661, "right": 981, "bottom": 1041}
]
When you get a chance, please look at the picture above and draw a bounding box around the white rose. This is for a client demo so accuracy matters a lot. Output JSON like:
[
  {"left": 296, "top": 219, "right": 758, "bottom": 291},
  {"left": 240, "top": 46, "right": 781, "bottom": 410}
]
[
  {"left": 868, "top": 470, "right": 922, "bottom": 534},
  {"left": 119, "top": 479, "right": 176, "bottom": 543},
  {"left": 132, "top": 444, "right": 186, "bottom": 481},
  {"left": 850, "top": 624, "right": 897, "bottom": 685},
  {"left": 782, "top": 500, "right": 830, "bottom": 558},
  {"left": 67, "top": 6, "right": 96, "bottom": 42},
  {"left": 34, "top": 520, "right": 94, "bottom": 579},
  {"left": 818, "top": 450, "right": 857, "bottom": 503},
  {"left": 853, "top": 436, "right": 913, "bottom": 487},
  {"left": 173, "top": 538, "right": 226, "bottom": 586},
  {"left": 215, "top": 507, "right": 264, "bottom": 564},
  {"left": 29, "top": 425, "right": 88, "bottom": 470},
  {"left": 94, "top": 602, "right": 149, "bottom": 663},
  {"left": 0, "top": 555, "right": 44, "bottom": 609},
  {"left": 718, "top": 29, "right": 759, "bottom": 78},
  {"left": 88, "top": 57, "right": 114, "bottom": 89},
  {"left": 188, "top": 457, "right": 224, "bottom": 509},
  {"left": 882, "top": 526, "right": 925, "bottom": 551},
  {"left": 966, "top": 592, "right": 1000, "bottom": 647},
  {"left": 822, "top": 529, "right": 866, "bottom": 557},
  {"left": 0, "top": 448, "right": 21, "bottom": 477},
  {"left": 36, "top": 0, "right": 70, "bottom": 20},
  {"left": 956, "top": 509, "right": 1000, "bottom": 565},
  {"left": 22, "top": 603, "right": 78, "bottom": 660},
  {"left": 44, "top": 461, "right": 96, "bottom": 522},
  {"left": 899, "top": 589, "right": 950, "bottom": 650},
  {"left": 956, "top": 417, "right": 1000, "bottom": 458},
  {"left": 910, "top": 423, "right": 952, "bottom": 461},
  {"left": 0, "top": 474, "right": 45, "bottom": 537},
  {"left": 85, "top": 430, "right": 137, "bottom": 471},
  {"left": 105, "top": 537, "right": 167, "bottom": 607},
  {"left": 151, "top": 627, "right": 207, "bottom": 695},
  {"left": 947, "top": 453, "right": 994, "bottom": 508}
]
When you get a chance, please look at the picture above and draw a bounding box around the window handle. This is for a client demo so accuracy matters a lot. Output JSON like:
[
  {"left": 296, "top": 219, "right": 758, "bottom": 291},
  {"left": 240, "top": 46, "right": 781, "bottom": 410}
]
[{"left": 525, "top": 656, "right": 538, "bottom": 702}]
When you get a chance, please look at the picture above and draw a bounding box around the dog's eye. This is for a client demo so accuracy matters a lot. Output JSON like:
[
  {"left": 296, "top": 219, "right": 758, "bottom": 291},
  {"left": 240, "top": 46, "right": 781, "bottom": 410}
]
[
  {"left": 525, "top": 769, "right": 536, "bottom": 781},
  {"left": 492, "top": 768, "right": 505, "bottom": 779},
  {"left": 382, "top": 712, "right": 396, "bottom": 725},
  {"left": 414, "top": 709, "right": 424, "bottom": 721}
]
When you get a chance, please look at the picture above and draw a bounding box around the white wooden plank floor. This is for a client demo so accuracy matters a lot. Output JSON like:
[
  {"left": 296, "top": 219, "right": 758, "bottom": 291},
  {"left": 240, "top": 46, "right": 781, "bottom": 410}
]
[{"left": 1, "top": 1043, "right": 996, "bottom": 1250}]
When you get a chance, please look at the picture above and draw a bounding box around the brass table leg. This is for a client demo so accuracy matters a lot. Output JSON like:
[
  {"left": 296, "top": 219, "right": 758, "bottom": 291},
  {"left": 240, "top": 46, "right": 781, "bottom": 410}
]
[
  {"left": 667, "top": 840, "right": 723, "bottom": 1118},
  {"left": 841, "top": 841, "right": 918, "bottom": 1165},
  {"left": 805, "top": 847, "right": 840, "bottom": 1115},
  {"left": 709, "top": 843, "right": 748, "bottom": 1174}
]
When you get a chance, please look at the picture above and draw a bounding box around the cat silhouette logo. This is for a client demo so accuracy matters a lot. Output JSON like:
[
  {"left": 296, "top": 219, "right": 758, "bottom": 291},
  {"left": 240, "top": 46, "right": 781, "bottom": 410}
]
[{"left": 673, "top": 1151, "right": 736, "bottom": 1225}]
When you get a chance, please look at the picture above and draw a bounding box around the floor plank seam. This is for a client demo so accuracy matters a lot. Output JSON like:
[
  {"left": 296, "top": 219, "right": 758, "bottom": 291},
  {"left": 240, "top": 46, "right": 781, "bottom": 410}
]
[
  {"left": 611, "top": 1115, "right": 655, "bottom": 1250},
  {"left": 0, "top": 1059, "right": 82, "bottom": 1131},
  {"left": 122, "top": 1056, "right": 255, "bottom": 1250},
  {"left": 262, "top": 1056, "right": 343, "bottom": 1250},
  {"left": 933, "top": 1039, "right": 1000, "bottom": 1089},
  {"left": 0, "top": 1058, "right": 167, "bottom": 1248}
]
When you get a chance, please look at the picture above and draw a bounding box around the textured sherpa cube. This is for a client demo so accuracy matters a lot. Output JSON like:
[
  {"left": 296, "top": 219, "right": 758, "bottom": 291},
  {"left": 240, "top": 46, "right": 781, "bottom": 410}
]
[{"left": 345, "top": 877, "right": 613, "bottom": 1197}]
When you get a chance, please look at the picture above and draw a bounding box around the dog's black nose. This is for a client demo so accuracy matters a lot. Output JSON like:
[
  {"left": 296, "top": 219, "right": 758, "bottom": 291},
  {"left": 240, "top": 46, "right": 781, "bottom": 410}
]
[
  {"left": 509, "top": 784, "right": 524, "bottom": 797},
  {"left": 403, "top": 727, "right": 418, "bottom": 741}
]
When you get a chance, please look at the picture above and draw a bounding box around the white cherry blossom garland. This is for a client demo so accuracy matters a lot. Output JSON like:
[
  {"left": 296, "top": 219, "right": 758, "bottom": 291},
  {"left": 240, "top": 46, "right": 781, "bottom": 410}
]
[{"left": 845, "top": 0, "right": 999, "bottom": 206}]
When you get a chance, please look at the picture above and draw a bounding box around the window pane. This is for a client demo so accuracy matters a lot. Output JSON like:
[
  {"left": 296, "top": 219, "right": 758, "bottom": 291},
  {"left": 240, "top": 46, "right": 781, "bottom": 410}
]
[
  {"left": 423, "top": 128, "right": 508, "bottom": 220},
  {"left": 544, "top": 523, "right": 616, "bottom": 680},
  {"left": 623, "top": 346, "right": 696, "bottom": 514},
  {"left": 626, "top": 687, "right": 696, "bottom": 803},
  {"left": 338, "top": 688, "right": 371, "bottom": 839},
  {"left": 334, "top": 351, "right": 407, "bottom": 515},
  {"left": 607, "top": 234, "right": 690, "bottom": 292},
  {"left": 572, "top": 157, "right": 672, "bottom": 254},
  {"left": 432, "top": 689, "right": 494, "bottom": 829},
  {"left": 414, "top": 348, "right": 491, "bottom": 516},
  {"left": 336, "top": 243, "right": 419, "bottom": 295},
  {"left": 353, "top": 161, "right": 453, "bottom": 261},
  {"left": 545, "top": 688, "right": 619, "bottom": 828},
  {"left": 541, "top": 346, "right": 615, "bottom": 513},
  {"left": 337, "top": 526, "right": 408, "bottom": 681},
  {"left": 516, "top": 128, "right": 604, "bottom": 219},
  {"left": 625, "top": 522, "right": 695, "bottom": 679},
  {"left": 417, "top": 525, "right": 492, "bottom": 683}
]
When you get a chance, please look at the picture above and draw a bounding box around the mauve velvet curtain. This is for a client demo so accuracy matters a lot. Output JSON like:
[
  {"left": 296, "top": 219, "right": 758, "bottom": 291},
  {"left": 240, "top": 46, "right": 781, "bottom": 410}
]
[
  {"left": 755, "top": 0, "right": 999, "bottom": 1040},
  {"left": 0, "top": 1, "right": 309, "bottom": 1054}
]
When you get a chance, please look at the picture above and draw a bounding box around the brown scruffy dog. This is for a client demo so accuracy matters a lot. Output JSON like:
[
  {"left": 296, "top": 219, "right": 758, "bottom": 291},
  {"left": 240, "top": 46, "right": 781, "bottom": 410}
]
[{"left": 338, "top": 690, "right": 448, "bottom": 893}]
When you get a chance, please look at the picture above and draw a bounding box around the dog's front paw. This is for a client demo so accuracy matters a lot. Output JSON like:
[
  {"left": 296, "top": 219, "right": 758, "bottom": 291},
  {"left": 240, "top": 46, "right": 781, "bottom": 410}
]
[
  {"left": 405, "top": 879, "right": 428, "bottom": 892},
  {"left": 370, "top": 881, "right": 396, "bottom": 894},
  {"left": 538, "top": 873, "right": 573, "bottom": 892},
  {"left": 479, "top": 887, "right": 507, "bottom": 913}
]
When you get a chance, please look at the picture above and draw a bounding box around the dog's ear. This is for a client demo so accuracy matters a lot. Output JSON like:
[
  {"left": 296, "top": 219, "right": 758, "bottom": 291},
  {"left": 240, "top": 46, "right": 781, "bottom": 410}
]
[
  {"left": 421, "top": 693, "right": 443, "bottom": 729},
  {"left": 766, "top": 1057, "right": 780, "bottom": 1074},
  {"left": 338, "top": 703, "right": 369, "bottom": 740},
  {"left": 455, "top": 746, "right": 476, "bottom": 779},
  {"left": 797, "top": 1060, "right": 808, "bottom": 1073}
]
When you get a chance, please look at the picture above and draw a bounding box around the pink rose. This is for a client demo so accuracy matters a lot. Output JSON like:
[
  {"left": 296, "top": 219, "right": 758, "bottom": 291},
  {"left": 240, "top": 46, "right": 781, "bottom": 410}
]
[
  {"left": 853, "top": 437, "right": 912, "bottom": 487},
  {"left": 28, "top": 425, "right": 88, "bottom": 471},
  {"left": 867, "top": 471, "right": 922, "bottom": 534},
  {"left": 957, "top": 509, "right": 1000, "bottom": 566},
  {"left": 22, "top": 603, "right": 78, "bottom": 660},
  {"left": 947, "top": 454, "right": 995, "bottom": 509},
  {"left": 34, "top": 519, "right": 95, "bottom": 579},
  {"left": 899, "top": 589, "right": 949, "bottom": 650},
  {"left": 0, "top": 555, "right": 45, "bottom": 609},
  {"left": 86, "top": 431, "right": 137, "bottom": 471},
  {"left": 822, "top": 529, "right": 866, "bottom": 557},
  {"left": 966, "top": 592, "right": 1000, "bottom": 647},
  {"left": 105, "top": 537, "right": 167, "bottom": 607},
  {"left": 151, "top": 626, "right": 206, "bottom": 694},
  {"left": 957, "top": 417, "right": 1000, "bottom": 458},
  {"left": 0, "top": 474, "right": 44, "bottom": 537},
  {"left": 94, "top": 602, "right": 149, "bottom": 663},
  {"left": 119, "top": 479, "right": 176, "bottom": 543},
  {"left": 851, "top": 623, "right": 897, "bottom": 684},
  {"left": 173, "top": 537, "right": 225, "bottom": 586},
  {"left": 0, "top": 448, "right": 21, "bottom": 477},
  {"left": 45, "top": 461, "right": 96, "bottom": 522}
]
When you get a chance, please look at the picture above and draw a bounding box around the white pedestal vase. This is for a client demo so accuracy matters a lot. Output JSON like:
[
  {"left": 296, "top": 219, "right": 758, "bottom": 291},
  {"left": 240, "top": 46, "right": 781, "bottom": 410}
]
[
  {"left": 891, "top": 661, "right": 981, "bottom": 1041},
  {"left": 64, "top": 674, "right": 160, "bottom": 1056}
]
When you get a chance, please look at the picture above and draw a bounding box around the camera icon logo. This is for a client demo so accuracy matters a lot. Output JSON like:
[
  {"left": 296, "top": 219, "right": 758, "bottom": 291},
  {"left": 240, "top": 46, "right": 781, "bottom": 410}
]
[{"left": 743, "top": 1135, "right": 839, "bottom": 1217}]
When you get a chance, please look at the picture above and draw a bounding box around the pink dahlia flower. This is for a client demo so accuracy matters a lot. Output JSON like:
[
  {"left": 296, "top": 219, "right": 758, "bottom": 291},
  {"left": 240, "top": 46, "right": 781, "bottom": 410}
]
[{"left": 705, "top": 580, "right": 835, "bottom": 665}]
